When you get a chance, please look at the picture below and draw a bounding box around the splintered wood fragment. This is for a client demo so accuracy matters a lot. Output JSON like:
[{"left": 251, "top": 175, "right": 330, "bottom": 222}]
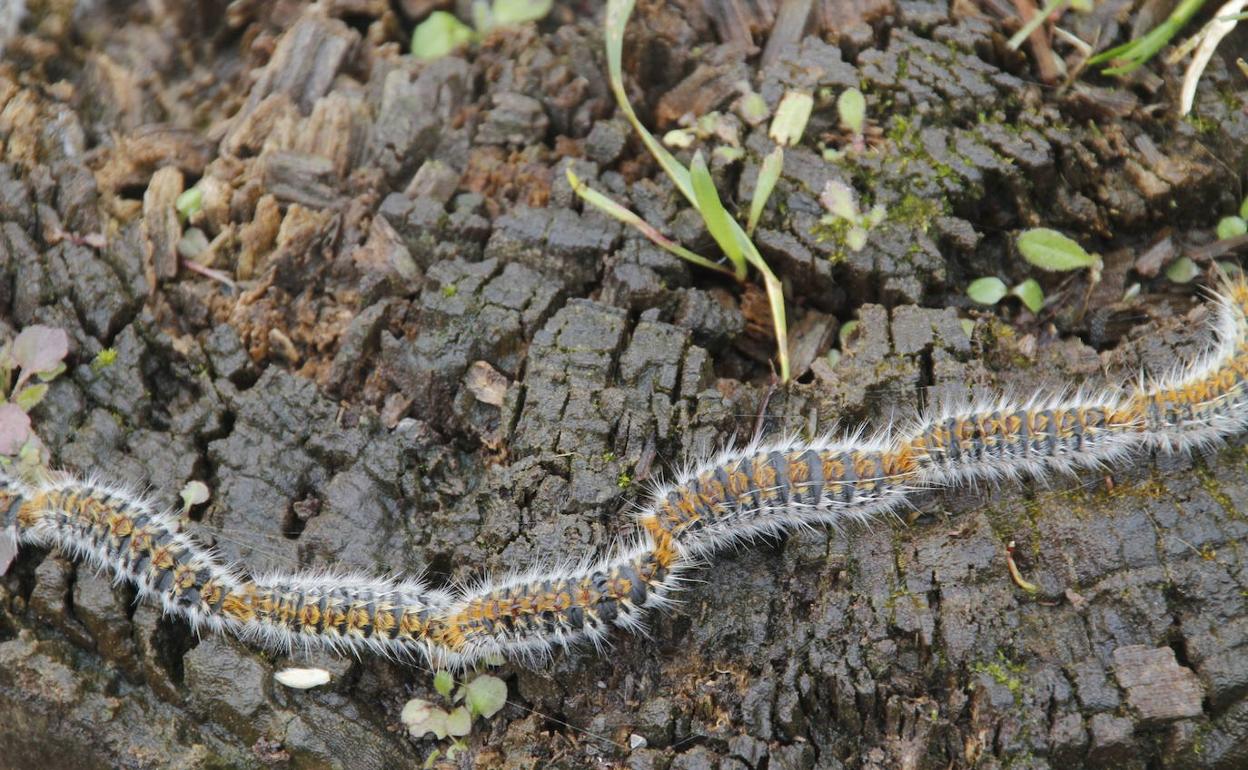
[
  {"left": 762, "top": 0, "right": 814, "bottom": 67},
  {"left": 703, "top": 0, "right": 775, "bottom": 51},
  {"left": 294, "top": 92, "right": 370, "bottom": 178},
  {"left": 1011, "top": 0, "right": 1059, "bottom": 84},
  {"left": 262, "top": 151, "right": 340, "bottom": 209},
  {"left": 141, "top": 166, "right": 184, "bottom": 290},
  {"left": 815, "top": 0, "right": 894, "bottom": 43},
  {"left": 221, "top": 12, "right": 359, "bottom": 154},
  {"left": 97, "top": 124, "right": 215, "bottom": 194}
]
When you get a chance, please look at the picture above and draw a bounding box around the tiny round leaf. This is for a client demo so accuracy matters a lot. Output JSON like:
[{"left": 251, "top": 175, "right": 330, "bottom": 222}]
[
  {"left": 1016, "top": 228, "right": 1098, "bottom": 272},
  {"left": 463, "top": 674, "right": 507, "bottom": 719},
  {"left": 1216, "top": 216, "right": 1248, "bottom": 241},
  {"left": 411, "top": 11, "right": 475, "bottom": 60},
  {"left": 1166, "top": 256, "right": 1199, "bottom": 284},
  {"left": 1010, "top": 278, "right": 1045, "bottom": 314},
  {"left": 967, "top": 277, "right": 1008, "bottom": 305}
]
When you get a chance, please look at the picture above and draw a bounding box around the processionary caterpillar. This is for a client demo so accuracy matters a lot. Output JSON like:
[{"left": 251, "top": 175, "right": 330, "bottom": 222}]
[{"left": 6, "top": 279, "right": 1248, "bottom": 669}]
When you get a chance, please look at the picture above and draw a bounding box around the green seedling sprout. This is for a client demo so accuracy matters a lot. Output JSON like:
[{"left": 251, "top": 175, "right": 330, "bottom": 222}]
[
  {"left": 571, "top": 0, "right": 792, "bottom": 381},
  {"left": 1087, "top": 0, "right": 1208, "bottom": 75},
  {"left": 412, "top": 1, "right": 552, "bottom": 59},
  {"left": 0, "top": 325, "right": 69, "bottom": 473},
  {"left": 818, "top": 180, "right": 885, "bottom": 252},
  {"left": 1166, "top": 256, "right": 1200, "bottom": 283},
  {"left": 747, "top": 147, "right": 783, "bottom": 235},
  {"left": 412, "top": 12, "right": 475, "bottom": 59},
  {"left": 403, "top": 671, "right": 508, "bottom": 765},
  {"left": 1217, "top": 216, "right": 1248, "bottom": 240},
  {"left": 967, "top": 277, "right": 1045, "bottom": 313},
  {"left": 967, "top": 277, "right": 1008, "bottom": 306},
  {"left": 768, "top": 91, "right": 812, "bottom": 147},
  {"left": 836, "top": 88, "right": 867, "bottom": 154},
  {"left": 175, "top": 186, "right": 202, "bottom": 222},
  {"left": 1016, "top": 228, "right": 1101, "bottom": 278},
  {"left": 968, "top": 229, "right": 1103, "bottom": 317}
]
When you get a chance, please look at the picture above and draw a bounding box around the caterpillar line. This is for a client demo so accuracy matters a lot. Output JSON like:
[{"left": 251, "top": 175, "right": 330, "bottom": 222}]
[{"left": 5, "top": 279, "right": 1248, "bottom": 669}]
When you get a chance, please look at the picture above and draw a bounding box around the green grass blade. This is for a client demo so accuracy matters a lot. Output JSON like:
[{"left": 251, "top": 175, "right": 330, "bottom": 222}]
[
  {"left": 1087, "top": 0, "right": 1207, "bottom": 73},
  {"left": 748, "top": 147, "right": 783, "bottom": 236},
  {"left": 748, "top": 245, "right": 790, "bottom": 382},
  {"left": 566, "top": 168, "right": 735, "bottom": 277},
  {"left": 605, "top": 0, "right": 694, "bottom": 205},
  {"left": 689, "top": 151, "right": 749, "bottom": 279}
]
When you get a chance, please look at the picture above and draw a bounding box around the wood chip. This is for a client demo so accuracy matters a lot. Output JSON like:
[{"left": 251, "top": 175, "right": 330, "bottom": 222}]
[
  {"left": 465, "top": 361, "right": 509, "bottom": 407},
  {"left": 221, "top": 12, "right": 359, "bottom": 154},
  {"left": 141, "top": 166, "right": 184, "bottom": 290}
]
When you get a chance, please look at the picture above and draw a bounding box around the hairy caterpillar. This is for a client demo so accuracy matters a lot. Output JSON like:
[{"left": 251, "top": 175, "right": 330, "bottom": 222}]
[{"left": 4, "top": 279, "right": 1248, "bottom": 670}]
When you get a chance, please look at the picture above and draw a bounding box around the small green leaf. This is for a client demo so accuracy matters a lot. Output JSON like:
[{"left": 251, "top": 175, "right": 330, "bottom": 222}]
[
  {"left": 662, "top": 129, "right": 694, "bottom": 148},
  {"left": 769, "top": 90, "right": 813, "bottom": 147},
  {"left": 490, "top": 0, "right": 553, "bottom": 26},
  {"left": 689, "top": 151, "right": 748, "bottom": 278},
  {"left": 445, "top": 706, "right": 473, "bottom": 737},
  {"left": 747, "top": 147, "right": 783, "bottom": 235},
  {"left": 422, "top": 749, "right": 441, "bottom": 770},
  {"left": 12, "top": 383, "right": 46, "bottom": 412},
  {"left": 713, "top": 146, "right": 744, "bottom": 163},
  {"left": 1010, "top": 278, "right": 1045, "bottom": 313},
  {"left": 960, "top": 319, "right": 975, "bottom": 338},
  {"left": 412, "top": 11, "right": 475, "bottom": 60},
  {"left": 1016, "top": 228, "right": 1099, "bottom": 272},
  {"left": 967, "top": 277, "right": 1008, "bottom": 305},
  {"left": 819, "top": 181, "right": 857, "bottom": 221},
  {"left": 565, "top": 168, "right": 735, "bottom": 277},
  {"left": 175, "top": 186, "right": 202, "bottom": 221},
  {"left": 846, "top": 226, "right": 868, "bottom": 252},
  {"left": 738, "top": 91, "right": 769, "bottom": 125},
  {"left": 838, "top": 319, "right": 859, "bottom": 350},
  {"left": 605, "top": 0, "right": 694, "bottom": 205},
  {"left": 463, "top": 674, "right": 507, "bottom": 718},
  {"left": 1216, "top": 216, "right": 1248, "bottom": 240},
  {"left": 35, "top": 362, "right": 66, "bottom": 383},
  {"left": 837, "top": 88, "right": 866, "bottom": 135},
  {"left": 434, "top": 670, "right": 454, "bottom": 698},
  {"left": 1166, "top": 256, "right": 1199, "bottom": 284},
  {"left": 177, "top": 227, "right": 210, "bottom": 260},
  {"left": 1240, "top": 197, "right": 1248, "bottom": 220},
  {"left": 1122, "top": 282, "right": 1141, "bottom": 301}
]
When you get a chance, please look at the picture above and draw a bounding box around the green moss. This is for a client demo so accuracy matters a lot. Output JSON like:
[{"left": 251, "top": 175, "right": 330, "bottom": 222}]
[
  {"left": 1194, "top": 465, "right": 1240, "bottom": 520},
  {"left": 970, "top": 651, "right": 1027, "bottom": 704},
  {"left": 441, "top": 284, "right": 458, "bottom": 298},
  {"left": 1185, "top": 114, "right": 1219, "bottom": 135},
  {"left": 890, "top": 193, "right": 945, "bottom": 232},
  {"left": 90, "top": 348, "right": 117, "bottom": 372}
]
